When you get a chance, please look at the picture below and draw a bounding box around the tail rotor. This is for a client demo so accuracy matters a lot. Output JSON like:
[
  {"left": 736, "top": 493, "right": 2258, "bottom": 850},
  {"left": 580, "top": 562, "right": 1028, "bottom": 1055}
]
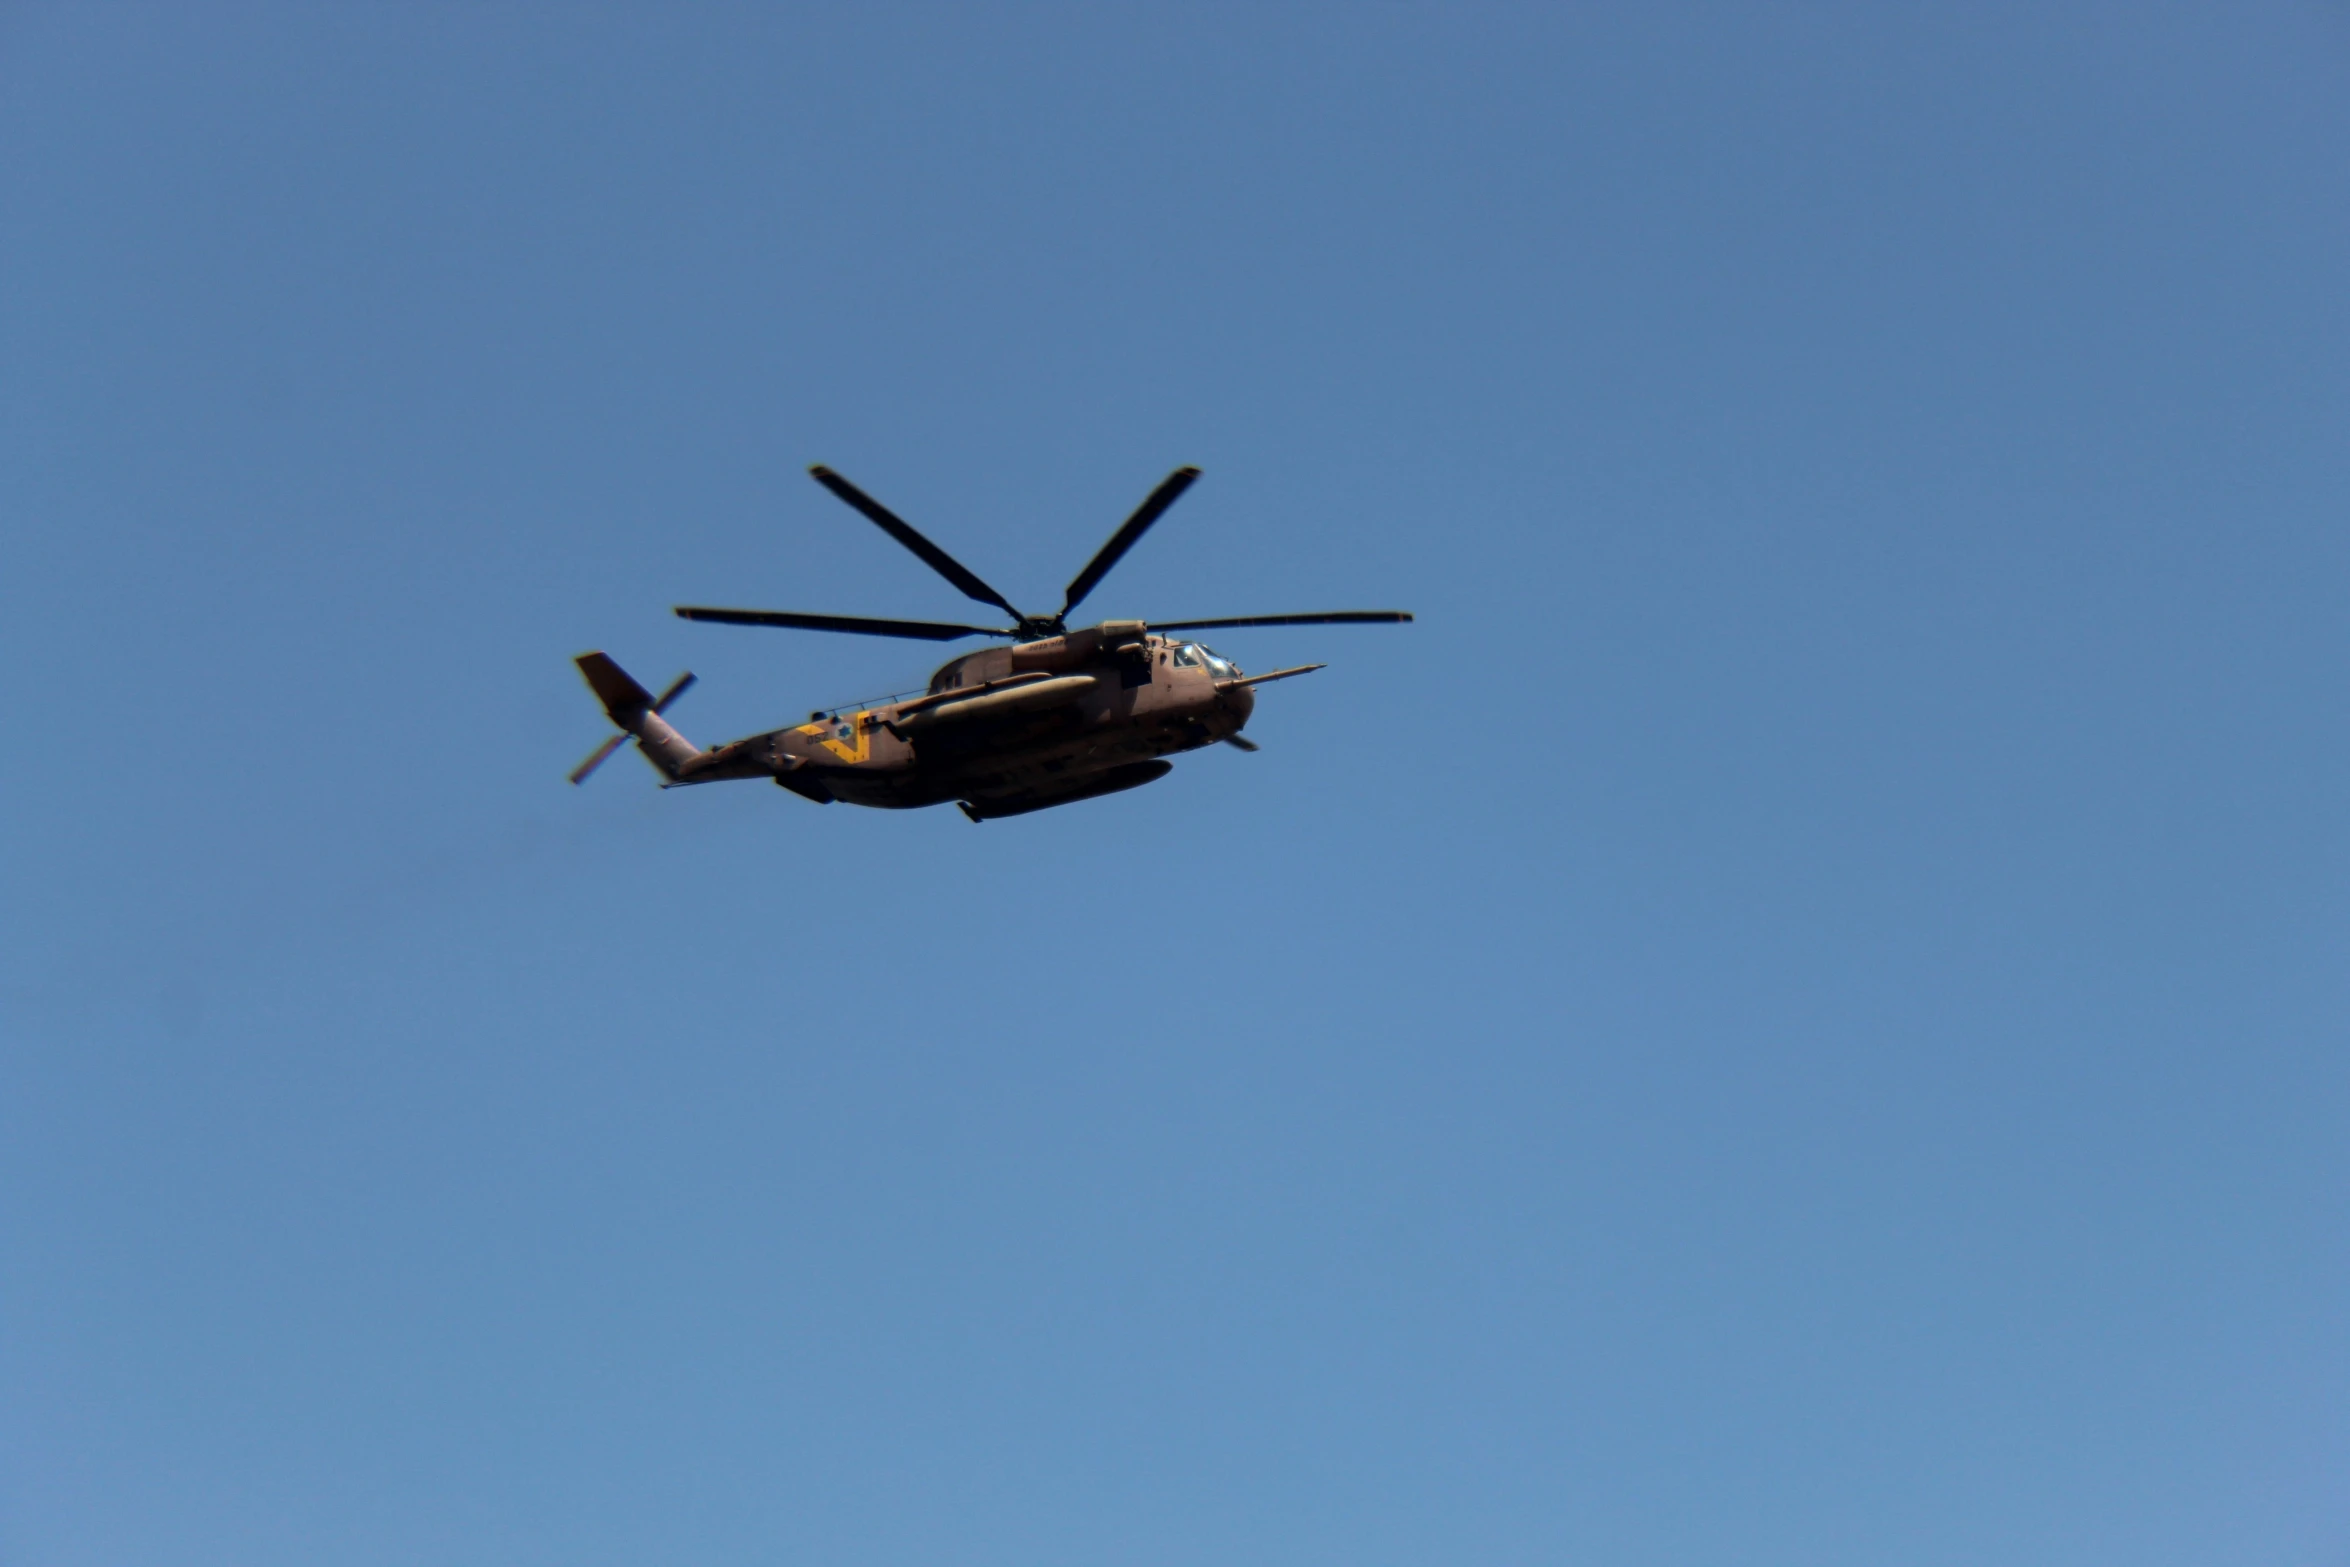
[{"left": 570, "top": 665, "right": 696, "bottom": 785}]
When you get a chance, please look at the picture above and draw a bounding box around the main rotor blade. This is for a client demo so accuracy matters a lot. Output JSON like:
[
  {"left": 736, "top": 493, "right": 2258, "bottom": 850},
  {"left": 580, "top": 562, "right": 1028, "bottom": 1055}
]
[
  {"left": 1061, "top": 465, "right": 1201, "bottom": 619},
  {"left": 674, "top": 606, "right": 1011, "bottom": 641},
  {"left": 807, "top": 465, "right": 1025, "bottom": 622},
  {"left": 1150, "top": 610, "right": 1415, "bottom": 631}
]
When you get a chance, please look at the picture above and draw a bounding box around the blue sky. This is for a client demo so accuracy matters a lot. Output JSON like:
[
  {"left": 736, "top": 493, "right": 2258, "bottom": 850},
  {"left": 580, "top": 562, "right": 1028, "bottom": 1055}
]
[{"left": 4, "top": 5, "right": 2345, "bottom": 1563}]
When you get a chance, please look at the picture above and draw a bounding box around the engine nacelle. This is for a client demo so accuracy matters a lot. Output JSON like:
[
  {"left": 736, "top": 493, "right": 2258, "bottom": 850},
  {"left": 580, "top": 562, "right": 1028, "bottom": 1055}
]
[
  {"left": 893, "top": 673, "right": 1100, "bottom": 737},
  {"left": 1009, "top": 621, "right": 1148, "bottom": 673}
]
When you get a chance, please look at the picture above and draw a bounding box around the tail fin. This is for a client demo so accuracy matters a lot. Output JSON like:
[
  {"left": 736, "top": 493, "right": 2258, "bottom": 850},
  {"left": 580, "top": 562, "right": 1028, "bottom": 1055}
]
[{"left": 573, "top": 652, "right": 702, "bottom": 782}]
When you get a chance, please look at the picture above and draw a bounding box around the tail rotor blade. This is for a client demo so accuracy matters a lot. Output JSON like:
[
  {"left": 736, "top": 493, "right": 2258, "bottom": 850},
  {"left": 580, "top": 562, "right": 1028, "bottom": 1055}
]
[
  {"left": 568, "top": 733, "right": 629, "bottom": 786},
  {"left": 1062, "top": 465, "right": 1201, "bottom": 620}
]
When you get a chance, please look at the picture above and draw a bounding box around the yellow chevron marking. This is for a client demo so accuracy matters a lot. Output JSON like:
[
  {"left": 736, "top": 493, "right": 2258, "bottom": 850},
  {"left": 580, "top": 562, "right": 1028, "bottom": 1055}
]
[{"left": 802, "top": 714, "right": 873, "bottom": 764}]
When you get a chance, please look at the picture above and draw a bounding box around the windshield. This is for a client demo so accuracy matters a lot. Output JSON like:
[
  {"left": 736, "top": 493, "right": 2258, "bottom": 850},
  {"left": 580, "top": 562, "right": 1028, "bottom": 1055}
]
[{"left": 1172, "top": 642, "right": 1239, "bottom": 677}]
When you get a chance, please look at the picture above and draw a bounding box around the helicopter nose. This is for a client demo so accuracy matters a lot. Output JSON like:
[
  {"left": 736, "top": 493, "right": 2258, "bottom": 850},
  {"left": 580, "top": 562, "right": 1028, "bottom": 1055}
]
[{"left": 1219, "top": 682, "right": 1255, "bottom": 729}]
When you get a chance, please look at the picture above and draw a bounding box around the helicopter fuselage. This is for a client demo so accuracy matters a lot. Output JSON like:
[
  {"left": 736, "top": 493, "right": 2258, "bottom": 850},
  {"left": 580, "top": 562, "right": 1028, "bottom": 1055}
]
[{"left": 662, "top": 623, "right": 1261, "bottom": 819}]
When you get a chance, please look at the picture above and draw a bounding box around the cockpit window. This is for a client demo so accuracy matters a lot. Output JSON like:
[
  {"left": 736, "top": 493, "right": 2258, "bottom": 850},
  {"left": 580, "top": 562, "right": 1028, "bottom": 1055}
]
[{"left": 1172, "top": 642, "right": 1239, "bottom": 677}]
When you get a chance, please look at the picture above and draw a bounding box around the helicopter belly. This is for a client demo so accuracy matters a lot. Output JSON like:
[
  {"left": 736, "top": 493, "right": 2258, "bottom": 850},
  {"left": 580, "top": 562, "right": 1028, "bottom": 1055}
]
[{"left": 929, "top": 682, "right": 1231, "bottom": 800}]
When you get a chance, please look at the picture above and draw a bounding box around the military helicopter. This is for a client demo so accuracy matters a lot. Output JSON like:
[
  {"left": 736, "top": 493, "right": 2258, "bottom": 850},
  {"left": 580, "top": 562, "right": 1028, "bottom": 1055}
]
[{"left": 570, "top": 465, "right": 1411, "bottom": 820}]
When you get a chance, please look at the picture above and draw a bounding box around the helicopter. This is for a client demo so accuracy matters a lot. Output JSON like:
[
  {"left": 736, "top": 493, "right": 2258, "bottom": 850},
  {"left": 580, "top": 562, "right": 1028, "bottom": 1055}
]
[{"left": 570, "top": 464, "right": 1411, "bottom": 821}]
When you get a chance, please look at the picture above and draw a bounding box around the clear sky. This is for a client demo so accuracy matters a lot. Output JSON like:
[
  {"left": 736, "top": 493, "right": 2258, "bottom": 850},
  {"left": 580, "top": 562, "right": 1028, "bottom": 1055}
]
[{"left": 4, "top": 5, "right": 2345, "bottom": 1563}]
